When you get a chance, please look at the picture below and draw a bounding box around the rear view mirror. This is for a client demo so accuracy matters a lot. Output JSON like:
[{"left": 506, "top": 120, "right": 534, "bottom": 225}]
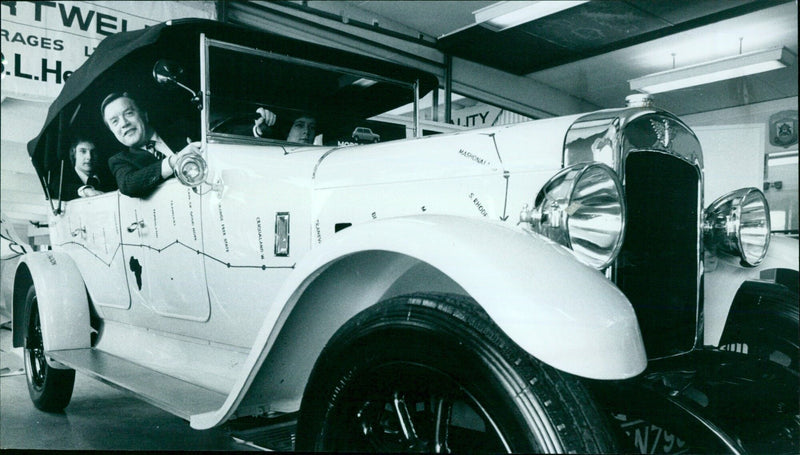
[{"left": 153, "top": 59, "right": 202, "bottom": 110}]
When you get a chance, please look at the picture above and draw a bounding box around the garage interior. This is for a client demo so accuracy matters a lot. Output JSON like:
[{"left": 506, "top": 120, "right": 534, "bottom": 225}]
[{"left": 1, "top": 0, "right": 798, "bottom": 451}]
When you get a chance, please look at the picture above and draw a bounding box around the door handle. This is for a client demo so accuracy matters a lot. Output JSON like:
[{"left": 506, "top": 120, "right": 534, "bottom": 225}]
[{"left": 126, "top": 220, "right": 145, "bottom": 232}]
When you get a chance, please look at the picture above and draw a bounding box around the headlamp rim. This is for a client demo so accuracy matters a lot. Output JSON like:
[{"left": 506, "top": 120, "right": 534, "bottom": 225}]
[
  {"left": 737, "top": 188, "right": 771, "bottom": 266},
  {"left": 531, "top": 162, "right": 627, "bottom": 270},
  {"left": 704, "top": 187, "right": 771, "bottom": 266},
  {"left": 566, "top": 163, "right": 627, "bottom": 269}
]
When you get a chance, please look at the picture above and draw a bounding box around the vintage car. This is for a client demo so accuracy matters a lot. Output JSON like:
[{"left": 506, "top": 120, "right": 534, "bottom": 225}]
[
  {"left": 351, "top": 126, "right": 381, "bottom": 143},
  {"left": 12, "top": 18, "right": 799, "bottom": 453}
]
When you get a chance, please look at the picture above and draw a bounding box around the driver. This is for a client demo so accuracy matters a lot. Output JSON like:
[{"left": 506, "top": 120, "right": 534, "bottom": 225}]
[
  {"left": 101, "top": 92, "right": 201, "bottom": 197},
  {"left": 253, "top": 107, "right": 317, "bottom": 144}
]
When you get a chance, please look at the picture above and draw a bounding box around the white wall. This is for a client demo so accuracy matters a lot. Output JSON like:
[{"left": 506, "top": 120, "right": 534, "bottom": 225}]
[
  {"left": 682, "top": 97, "right": 798, "bottom": 149},
  {"left": 683, "top": 97, "right": 798, "bottom": 230},
  {"left": 691, "top": 124, "right": 765, "bottom": 203}
]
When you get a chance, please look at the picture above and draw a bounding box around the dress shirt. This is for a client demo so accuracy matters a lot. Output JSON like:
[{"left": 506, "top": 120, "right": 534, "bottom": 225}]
[
  {"left": 75, "top": 168, "right": 99, "bottom": 197},
  {"left": 144, "top": 133, "right": 176, "bottom": 177}
]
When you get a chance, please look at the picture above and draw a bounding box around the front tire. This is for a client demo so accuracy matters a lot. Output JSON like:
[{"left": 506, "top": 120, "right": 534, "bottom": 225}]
[
  {"left": 296, "top": 293, "right": 616, "bottom": 453},
  {"left": 23, "top": 285, "right": 75, "bottom": 412}
]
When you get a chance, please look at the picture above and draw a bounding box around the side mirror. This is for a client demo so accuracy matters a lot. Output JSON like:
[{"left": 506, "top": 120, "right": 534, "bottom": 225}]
[
  {"left": 152, "top": 59, "right": 202, "bottom": 110},
  {"left": 153, "top": 59, "right": 184, "bottom": 87}
]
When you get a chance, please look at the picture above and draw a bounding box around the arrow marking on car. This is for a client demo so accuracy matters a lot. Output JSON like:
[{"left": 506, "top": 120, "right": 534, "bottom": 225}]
[
  {"left": 488, "top": 133, "right": 510, "bottom": 222},
  {"left": 501, "top": 171, "right": 510, "bottom": 221}
]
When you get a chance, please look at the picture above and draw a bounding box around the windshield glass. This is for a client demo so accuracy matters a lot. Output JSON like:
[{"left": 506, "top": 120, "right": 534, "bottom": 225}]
[{"left": 206, "top": 41, "right": 414, "bottom": 146}]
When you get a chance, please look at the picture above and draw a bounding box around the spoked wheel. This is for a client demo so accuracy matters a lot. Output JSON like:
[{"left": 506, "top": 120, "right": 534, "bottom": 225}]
[
  {"left": 296, "top": 293, "right": 616, "bottom": 453},
  {"left": 328, "top": 362, "right": 510, "bottom": 452},
  {"left": 23, "top": 285, "right": 75, "bottom": 412}
]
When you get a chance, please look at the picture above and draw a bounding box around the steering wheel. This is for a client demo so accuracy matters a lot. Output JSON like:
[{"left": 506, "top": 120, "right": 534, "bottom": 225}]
[{"left": 209, "top": 114, "right": 258, "bottom": 134}]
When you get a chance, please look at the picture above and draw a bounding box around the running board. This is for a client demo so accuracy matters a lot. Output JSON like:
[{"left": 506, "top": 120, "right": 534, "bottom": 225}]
[{"left": 48, "top": 348, "right": 227, "bottom": 420}]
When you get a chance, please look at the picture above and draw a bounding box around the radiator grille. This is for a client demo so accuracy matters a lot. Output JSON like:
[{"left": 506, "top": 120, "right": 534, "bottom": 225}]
[{"left": 616, "top": 152, "right": 700, "bottom": 358}]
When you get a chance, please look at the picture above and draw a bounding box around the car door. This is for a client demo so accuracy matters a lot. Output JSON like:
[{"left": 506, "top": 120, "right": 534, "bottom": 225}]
[
  {"left": 54, "top": 193, "right": 131, "bottom": 309},
  {"left": 118, "top": 180, "right": 210, "bottom": 321},
  {"left": 198, "top": 143, "right": 309, "bottom": 347}
]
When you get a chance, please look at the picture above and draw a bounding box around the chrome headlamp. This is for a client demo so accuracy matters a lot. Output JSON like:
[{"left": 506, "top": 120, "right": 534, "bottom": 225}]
[
  {"left": 174, "top": 151, "right": 208, "bottom": 187},
  {"left": 704, "top": 188, "right": 770, "bottom": 266},
  {"left": 521, "top": 162, "right": 626, "bottom": 270}
]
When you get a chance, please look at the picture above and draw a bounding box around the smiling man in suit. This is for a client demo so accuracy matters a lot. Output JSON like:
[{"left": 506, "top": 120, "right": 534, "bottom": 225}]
[{"left": 102, "top": 92, "right": 201, "bottom": 198}]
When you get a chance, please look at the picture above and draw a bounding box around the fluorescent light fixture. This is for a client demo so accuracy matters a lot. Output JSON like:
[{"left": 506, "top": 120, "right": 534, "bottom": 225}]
[
  {"left": 352, "top": 78, "right": 377, "bottom": 88},
  {"left": 474, "top": 1, "right": 587, "bottom": 32},
  {"left": 630, "top": 47, "right": 794, "bottom": 94},
  {"left": 768, "top": 150, "right": 798, "bottom": 167}
]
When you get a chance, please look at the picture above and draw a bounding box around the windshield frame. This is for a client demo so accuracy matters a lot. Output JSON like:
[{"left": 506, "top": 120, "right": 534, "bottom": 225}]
[{"left": 201, "top": 35, "right": 421, "bottom": 145}]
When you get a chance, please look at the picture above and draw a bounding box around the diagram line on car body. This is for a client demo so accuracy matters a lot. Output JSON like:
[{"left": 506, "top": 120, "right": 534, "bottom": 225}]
[{"left": 54, "top": 239, "right": 296, "bottom": 270}]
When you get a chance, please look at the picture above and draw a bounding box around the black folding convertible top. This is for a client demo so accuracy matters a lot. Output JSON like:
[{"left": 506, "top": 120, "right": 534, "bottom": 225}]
[{"left": 27, "top": 18, "right": 438, "bottom": 188}]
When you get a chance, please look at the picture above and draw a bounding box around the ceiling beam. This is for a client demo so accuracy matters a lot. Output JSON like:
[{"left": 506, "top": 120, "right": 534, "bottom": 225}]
[
  {"left": 224, "top": 0, "right": 591, "bottom": 118},
  {"left": 451, "top": 57, "right": 599, "bottom": 117}
]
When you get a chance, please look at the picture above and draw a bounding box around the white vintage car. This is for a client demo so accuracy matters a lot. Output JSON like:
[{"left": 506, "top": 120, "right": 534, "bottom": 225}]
[{"left": 12, "top": 19, "right": 799, "bottom": 453}]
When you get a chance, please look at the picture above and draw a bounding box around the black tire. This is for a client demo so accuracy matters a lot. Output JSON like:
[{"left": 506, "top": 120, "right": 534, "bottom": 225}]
[
  {"left": 719, "top": 280, "right": 799, "bottom": 371},
  {"left": 23, "top": 285, "right": 75, "bottom": 412},
  {"left": 296, "top": 293, "right": 616, "bottom": 453}
]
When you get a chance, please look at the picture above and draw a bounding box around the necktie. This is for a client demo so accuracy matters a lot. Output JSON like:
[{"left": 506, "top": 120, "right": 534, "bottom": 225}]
[
  {"left": 145, "top": 141, "right": 165, "bottom": 160},
  {"left": 86, "top": 175, "right": 100, "bottom": 188}
]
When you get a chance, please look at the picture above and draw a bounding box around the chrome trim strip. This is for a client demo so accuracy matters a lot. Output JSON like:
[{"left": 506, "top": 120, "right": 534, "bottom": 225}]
[
  {"left": 201, "top": 33, "right": 209, "bottom": 144},
  {"left": 563, "top": 108, "right": 704, "bottom": 171},
  {"left": 663, "top": 393, "right": 744, "bottom": 455}
]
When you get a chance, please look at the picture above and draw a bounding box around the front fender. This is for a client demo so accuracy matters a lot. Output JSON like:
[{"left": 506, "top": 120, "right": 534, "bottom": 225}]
[
  {"left": 12, "top": 252, "right": 91, "bottom": 358},
  {"left": 704, "top": 235, "right": 800, "bottom": 346},
  {"left": 190, "top": 215, "right": 645, "bottom": 429}
]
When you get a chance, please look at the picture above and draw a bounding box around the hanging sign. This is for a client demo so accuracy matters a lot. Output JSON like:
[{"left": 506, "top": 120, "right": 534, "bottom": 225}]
[{"left": 0, "top": 1, "right": 215, "bottom": 101}]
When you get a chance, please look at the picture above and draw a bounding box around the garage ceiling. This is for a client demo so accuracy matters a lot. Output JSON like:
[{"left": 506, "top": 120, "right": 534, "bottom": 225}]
[
  {"left": 305, "top": 0, "right": 798, "bottom": 115},
  {"left": 437, "top": 1, "right": 786, "bottom": 75}
]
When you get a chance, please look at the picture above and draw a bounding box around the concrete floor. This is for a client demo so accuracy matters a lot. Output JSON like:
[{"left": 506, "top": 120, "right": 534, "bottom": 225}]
[{"left": 0, "top": 324, "right": 256, "bottom": 451}]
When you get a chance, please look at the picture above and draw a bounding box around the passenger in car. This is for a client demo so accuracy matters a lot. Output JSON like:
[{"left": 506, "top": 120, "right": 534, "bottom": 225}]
[
  {"left": 101, "top": 92, "right": 201, "bottom": 197},
  {"left": 253, "top": 107, "right": 317, "bottom": 144},
  {"left": 60, "top": 136, "right": 114, "bottom": 199}
]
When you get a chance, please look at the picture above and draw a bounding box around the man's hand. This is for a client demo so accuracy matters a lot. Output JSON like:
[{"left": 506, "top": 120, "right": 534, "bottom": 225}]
[
  {"left": 78, "top": 186, "right": 104, "bottom": 197},
  {"left": 82, "top": 187, "right": 104, "bottom": 197},
  {"left": 254, "top": 107, "right": 277, "bottom": 137}
]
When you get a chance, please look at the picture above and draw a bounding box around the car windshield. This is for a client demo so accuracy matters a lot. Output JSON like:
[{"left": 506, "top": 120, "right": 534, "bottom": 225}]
[{"left": 206, "top": 43, "right": 413, "bottom": 145}]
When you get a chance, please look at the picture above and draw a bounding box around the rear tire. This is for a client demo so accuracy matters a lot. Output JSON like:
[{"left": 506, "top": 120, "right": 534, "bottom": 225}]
[
  {"left": 23, "top": 285, "right": 75, "bottom": 412},
  {"left": 296, "top": 293, "right": 616, "bottom": 453}
]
